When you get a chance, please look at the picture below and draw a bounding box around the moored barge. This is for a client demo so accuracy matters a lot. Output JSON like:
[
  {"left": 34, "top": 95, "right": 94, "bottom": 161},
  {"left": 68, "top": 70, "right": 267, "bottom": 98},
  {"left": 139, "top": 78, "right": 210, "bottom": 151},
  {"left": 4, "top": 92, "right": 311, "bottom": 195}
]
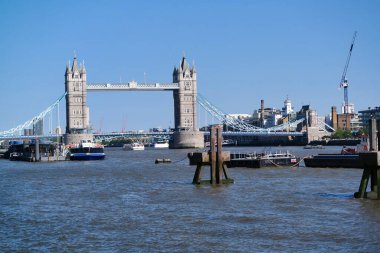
[
  {"left": 226, "top": 151, "right": 300, "bottom": 168},
  {"left": 304, "top": 154, "right": 362, "bottom": 168}
]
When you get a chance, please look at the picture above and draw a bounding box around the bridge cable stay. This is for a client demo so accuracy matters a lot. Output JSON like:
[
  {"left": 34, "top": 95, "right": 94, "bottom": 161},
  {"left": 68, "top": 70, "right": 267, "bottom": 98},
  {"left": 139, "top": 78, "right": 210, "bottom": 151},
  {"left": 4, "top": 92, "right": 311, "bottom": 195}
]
[
  {"left": 196, "top": 93, "right": 305, "bottom": 133},
  {"left": 0, "top": 92, "right": 67, "bottom": 137}
]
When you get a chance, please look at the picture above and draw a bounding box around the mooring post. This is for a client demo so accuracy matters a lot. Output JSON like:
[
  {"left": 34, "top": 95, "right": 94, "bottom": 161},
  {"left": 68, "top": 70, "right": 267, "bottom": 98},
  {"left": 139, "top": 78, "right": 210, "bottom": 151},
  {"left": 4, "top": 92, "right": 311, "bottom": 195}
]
[
  {"left": 223, "top": 163, "right": 232, "bottom": 180},
  {"left": 188, "top": 125, "right": 234, "bottom": 185},
  {"left": 192, "top": 164, "right": 203, "bottom": 184},
  {"left": 216, "top": 126, "right": 223, "bottom": 184},
  {"left": 355, "top": 116, "right": 380, "bottom": 199},
  {"left": 355, "top": 169, "right": 371, "bottom": 198},
  {"left": 369, "top": 117, "right": 378, "bottom": 151},
  {"left": 210, "top": 126, "right": 216, "bottom": 184},
  {"left": 35, "top": 139, "right": 40, "bottom": 162}
]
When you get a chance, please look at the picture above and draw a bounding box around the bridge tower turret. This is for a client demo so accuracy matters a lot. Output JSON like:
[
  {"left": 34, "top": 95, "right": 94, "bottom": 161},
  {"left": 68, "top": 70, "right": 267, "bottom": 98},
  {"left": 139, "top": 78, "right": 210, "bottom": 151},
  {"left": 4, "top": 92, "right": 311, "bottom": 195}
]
[
  {"left": 171, "top": 55, "right": 204, "bottom": 148},
  {"left": 64, "top": 55, "right": 93, "bottom": 145}
]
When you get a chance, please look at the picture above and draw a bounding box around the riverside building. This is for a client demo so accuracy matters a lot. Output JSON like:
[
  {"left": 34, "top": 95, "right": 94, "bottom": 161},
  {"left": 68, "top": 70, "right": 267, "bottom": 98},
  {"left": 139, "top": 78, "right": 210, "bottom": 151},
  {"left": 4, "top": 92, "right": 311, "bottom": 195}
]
[{"left": 359, "top": 107, "right": 380, "bottom": 131}]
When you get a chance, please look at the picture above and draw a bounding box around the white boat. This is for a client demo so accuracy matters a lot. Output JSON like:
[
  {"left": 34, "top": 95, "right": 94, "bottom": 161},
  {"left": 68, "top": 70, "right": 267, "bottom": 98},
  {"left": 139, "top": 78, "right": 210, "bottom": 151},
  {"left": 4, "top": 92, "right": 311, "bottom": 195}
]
[
  {"left": 123, "top": 143, "right": 145, "bottom": 151},
  {"left": 68, "top": 139, "right": 105, "bottom": 160},
  {"left": 153, "top": 140, "right": 169, "bottom": 149}
]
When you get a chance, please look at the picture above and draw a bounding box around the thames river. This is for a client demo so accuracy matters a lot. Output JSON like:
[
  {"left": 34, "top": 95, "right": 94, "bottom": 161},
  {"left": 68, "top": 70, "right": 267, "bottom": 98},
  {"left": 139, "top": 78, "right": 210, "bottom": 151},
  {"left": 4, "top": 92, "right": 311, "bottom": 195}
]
[{"left": 1, "top": 146, "right": 380, "bottom": 252}]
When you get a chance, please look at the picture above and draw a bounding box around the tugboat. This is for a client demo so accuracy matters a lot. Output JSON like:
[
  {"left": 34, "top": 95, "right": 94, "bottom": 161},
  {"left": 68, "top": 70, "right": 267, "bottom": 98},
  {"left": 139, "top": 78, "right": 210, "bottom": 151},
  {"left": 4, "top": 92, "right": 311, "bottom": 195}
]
[{"left": 68, "top": 139, "right": 105, "bottom": 160}]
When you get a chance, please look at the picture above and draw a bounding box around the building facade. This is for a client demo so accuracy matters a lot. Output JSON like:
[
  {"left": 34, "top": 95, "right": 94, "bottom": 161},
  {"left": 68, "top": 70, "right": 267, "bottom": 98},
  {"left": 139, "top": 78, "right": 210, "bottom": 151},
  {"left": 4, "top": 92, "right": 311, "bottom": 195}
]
[
  {"left": 331, "top": 105, "right": 360, "bottom": 131},
  {"left": 359, "top": 107, "right": 380, "bottom": 131}
]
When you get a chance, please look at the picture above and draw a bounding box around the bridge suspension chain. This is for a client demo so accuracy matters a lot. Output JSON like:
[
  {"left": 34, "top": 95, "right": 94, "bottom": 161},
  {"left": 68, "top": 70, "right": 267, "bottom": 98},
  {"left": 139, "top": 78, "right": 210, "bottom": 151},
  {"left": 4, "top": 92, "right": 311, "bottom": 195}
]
[
  {"left": 197, "top": 93, "right": 305, "bottom": 133},
  {"left": 316, "top": 118, "right": 336, "bottom": 133},
  {"left": 197, "top": 94, "right": 265, "bottom": 132},
  {"left": 266, "top": 118, "right": 305, "bottom": 132},
  {"left": 0, "top": 92, "right": 67, "bottom": 137}
]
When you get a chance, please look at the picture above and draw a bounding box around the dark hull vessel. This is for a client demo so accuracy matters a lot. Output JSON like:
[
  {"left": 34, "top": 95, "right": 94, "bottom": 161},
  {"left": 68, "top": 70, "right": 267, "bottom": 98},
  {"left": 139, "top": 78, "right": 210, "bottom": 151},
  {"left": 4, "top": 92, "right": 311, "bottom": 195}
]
[
  {"left": 304, "top": 154, "right": 362, "bottom": 168},
  {"left": 226, "top": 152, "right": 300, "bottom": 168},
  {"left": 69, "top": 147, "right": 105, "bottom": 161}
]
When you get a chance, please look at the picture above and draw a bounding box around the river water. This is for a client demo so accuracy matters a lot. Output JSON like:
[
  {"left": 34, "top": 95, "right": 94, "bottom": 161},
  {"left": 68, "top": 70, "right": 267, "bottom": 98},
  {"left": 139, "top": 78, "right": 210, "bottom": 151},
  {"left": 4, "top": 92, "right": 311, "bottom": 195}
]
[{"left": 1, "top": 146, "right": 380, "bottom": 252}]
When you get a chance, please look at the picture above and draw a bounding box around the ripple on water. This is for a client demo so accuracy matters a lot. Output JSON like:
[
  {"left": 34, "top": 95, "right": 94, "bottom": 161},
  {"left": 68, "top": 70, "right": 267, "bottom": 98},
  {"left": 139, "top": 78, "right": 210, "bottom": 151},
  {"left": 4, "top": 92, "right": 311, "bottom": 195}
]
[{"left": 1, "top": 147, "right": 380, "bottom": 252}]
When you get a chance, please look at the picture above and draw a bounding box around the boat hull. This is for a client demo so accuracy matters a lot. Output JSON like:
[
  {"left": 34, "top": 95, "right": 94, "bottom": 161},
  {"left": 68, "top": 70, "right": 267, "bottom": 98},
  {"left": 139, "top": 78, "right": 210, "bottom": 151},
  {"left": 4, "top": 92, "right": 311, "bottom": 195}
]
[
  {"left": 69, "top": 147, "right": 105, "bottom": 161},
  {"left": 304, "top": 154, "right": 362, "bottom": 168},
  {"left": 227, "top": 157, "right": 299, "bottom": 168},
  {"left": 226, "top": 152, "right": 300, "bottom": 168},
  {"left": 154, "top": 143, "right": 169, "bottom": 148},
  {"left": 69, "top": 153, "right": 105, "bottom": 160},
  {"left": 123, "top": 143, "right": 145, "bottom": 151}
]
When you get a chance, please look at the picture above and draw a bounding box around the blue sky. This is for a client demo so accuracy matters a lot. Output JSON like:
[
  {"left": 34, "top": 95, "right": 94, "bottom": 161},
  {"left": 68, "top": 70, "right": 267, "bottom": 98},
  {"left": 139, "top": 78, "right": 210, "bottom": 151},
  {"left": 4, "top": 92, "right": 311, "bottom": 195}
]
[{"left": 0, "top": 0, "right": 379, "bottom": 132}]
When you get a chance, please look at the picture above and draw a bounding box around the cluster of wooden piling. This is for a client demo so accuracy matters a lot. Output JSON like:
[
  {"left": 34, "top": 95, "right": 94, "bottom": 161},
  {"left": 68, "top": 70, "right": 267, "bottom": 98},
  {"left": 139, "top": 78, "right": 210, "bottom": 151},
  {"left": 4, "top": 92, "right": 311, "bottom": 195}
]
[
  {"left": 355, "top": 118, "right": 380, "bottom": 200},
  {"left": 188, "top": 125, "right": 234, "bottom": 185}
]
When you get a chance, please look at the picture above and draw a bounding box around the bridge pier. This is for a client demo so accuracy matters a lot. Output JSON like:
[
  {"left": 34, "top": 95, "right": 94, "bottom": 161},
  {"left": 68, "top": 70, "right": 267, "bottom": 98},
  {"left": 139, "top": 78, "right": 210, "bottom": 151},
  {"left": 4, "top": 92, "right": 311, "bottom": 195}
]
[
  {"left": 171, "top": 131, "right": 204, "bottom": 149},
  {"left": 64, "top": 133, "right": 94, "bottom": 146}
]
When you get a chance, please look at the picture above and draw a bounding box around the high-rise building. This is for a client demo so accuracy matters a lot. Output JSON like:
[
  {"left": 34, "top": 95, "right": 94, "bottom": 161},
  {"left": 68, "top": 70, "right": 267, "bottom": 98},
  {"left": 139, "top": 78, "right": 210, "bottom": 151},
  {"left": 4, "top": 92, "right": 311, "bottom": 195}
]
[{"left": 33, "top": 118, "right": 43, "bottom": 135}]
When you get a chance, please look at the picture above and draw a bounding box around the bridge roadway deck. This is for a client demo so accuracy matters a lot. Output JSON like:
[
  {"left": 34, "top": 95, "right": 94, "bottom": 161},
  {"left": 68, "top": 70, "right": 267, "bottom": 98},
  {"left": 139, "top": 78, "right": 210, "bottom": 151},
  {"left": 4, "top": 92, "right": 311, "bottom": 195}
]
[
  {"left": 0, "top": 131, "right": 304, "bottom": 141},
  {"left": 94, "top": 131, "right": 305, "bottom": 138}
]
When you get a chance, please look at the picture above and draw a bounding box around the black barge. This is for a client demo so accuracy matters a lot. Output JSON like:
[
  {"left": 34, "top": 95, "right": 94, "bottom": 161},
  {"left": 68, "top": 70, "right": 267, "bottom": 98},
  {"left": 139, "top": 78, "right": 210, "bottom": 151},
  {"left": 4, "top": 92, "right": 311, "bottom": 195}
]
[
  {"left": 226, "top": 151, "right": 300, "bottom": 168},
  {"left": 304, "top": 154, "right": 362, "bottom": 168}
]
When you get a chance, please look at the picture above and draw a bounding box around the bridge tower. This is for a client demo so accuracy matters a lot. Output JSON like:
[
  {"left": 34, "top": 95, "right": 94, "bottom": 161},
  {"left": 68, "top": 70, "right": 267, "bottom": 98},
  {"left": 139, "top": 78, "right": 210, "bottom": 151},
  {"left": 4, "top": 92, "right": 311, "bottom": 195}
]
[
  {"left": 63, "top": 55, "right": 93, "bottom": 145},
  {"left": 171, "top": 55, "right": 204, "bottom": 148}
]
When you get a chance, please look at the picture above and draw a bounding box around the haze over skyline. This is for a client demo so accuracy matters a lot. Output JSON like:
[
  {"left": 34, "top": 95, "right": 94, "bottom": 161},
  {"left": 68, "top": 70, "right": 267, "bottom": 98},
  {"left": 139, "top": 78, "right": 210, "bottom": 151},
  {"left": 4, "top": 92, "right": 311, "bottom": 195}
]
[{"left": 1, "top": 0, "right": 379, "bottom": 132}]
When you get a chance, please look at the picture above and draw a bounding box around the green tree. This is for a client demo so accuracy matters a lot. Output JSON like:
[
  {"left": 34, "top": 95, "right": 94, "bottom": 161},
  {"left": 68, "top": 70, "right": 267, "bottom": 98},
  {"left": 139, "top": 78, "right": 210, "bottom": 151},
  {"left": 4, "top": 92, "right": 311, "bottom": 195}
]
[{"left": 331, "top": 129, "right": 353, "bottom": 139}]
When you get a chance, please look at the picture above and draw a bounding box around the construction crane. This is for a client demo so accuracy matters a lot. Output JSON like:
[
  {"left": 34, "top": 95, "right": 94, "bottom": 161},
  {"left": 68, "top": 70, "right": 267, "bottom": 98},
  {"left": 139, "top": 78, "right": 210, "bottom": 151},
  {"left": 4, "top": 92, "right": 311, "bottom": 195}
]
[{"left": 340, "top": 31, "right": 357, "bottom": 115}]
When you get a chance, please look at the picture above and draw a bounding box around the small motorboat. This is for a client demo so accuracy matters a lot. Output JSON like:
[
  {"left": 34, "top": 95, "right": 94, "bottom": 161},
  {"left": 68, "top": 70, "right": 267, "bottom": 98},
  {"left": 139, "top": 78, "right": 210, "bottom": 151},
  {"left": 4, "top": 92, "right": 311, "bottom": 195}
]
[
  {"left": 153, "top": 140, "right": 169, "bottom": 149},
  {"left": 123, "top": 143, "right": 145, "bottom": 151}
]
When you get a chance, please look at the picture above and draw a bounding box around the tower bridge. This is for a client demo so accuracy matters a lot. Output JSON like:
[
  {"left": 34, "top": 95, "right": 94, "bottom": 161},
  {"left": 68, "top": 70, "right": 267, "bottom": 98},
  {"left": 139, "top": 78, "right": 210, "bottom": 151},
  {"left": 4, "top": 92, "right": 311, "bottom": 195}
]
[
  {"left": 0, "top": 54, "right": 333, "bottom": 145},
  {"left": 64, "top": 54, "right": 203, "bottom": 148}
]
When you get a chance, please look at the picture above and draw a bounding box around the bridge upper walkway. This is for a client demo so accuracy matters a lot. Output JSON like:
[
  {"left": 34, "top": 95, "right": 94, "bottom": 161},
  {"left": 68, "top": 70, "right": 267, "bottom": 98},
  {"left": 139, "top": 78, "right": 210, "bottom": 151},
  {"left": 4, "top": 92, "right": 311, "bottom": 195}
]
[{"left": 87, "top": 82, "right": 179, "bottom": 91}]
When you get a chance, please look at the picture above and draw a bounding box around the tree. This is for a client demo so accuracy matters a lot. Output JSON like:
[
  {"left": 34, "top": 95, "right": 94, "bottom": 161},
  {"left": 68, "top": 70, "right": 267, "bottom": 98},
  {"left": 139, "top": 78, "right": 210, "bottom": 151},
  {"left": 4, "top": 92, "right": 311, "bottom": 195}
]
[{"left": 331, "top": 129, "right": 353, "bottom": 139}]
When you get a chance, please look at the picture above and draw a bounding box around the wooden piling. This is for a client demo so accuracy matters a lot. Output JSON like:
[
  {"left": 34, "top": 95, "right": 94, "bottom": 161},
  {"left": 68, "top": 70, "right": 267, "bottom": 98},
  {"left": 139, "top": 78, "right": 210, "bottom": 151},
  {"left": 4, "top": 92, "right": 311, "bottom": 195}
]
[
  {"left": 216, "top": 126, "right": 223, "bottom": 184},
  {"left": 210, "top": 126, "right": 216, "bottom": 185},
  {"left": 355, "top": 117, "right": 380, "bottom": 199},
  {"left": 188, "top": 125, "right": 234, "bottom": 185}
]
